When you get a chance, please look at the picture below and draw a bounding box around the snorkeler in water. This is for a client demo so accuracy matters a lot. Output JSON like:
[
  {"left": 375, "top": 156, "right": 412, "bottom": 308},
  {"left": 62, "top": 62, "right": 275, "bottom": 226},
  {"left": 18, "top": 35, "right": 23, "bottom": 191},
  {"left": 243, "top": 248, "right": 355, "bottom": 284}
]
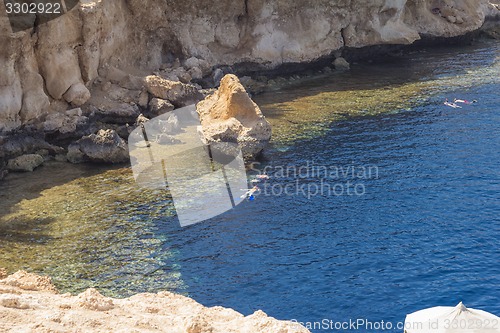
[
  {"left": 240, "top": 186, "right": 260, "bottom": 200},
  {"left": 444, "top": 99, "right": 462, "bottom": 108},
  {"left": 454, "top": 98, "right": 477, "bottom": 105}
]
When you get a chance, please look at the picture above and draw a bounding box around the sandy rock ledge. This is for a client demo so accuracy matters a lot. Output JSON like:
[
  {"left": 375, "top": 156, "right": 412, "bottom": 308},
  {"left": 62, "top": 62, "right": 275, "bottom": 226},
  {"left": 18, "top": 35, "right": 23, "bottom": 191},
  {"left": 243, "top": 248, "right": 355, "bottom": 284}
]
[{"left": 0, "top": 270, "right": 310, "bottom": 333}]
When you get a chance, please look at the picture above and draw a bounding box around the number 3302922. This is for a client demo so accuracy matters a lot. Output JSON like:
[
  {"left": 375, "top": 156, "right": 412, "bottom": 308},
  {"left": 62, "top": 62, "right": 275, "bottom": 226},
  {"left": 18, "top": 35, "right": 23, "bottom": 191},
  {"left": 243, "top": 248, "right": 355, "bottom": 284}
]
[{"left": 5, "top": 2, "right": 62, "bottom": 14}]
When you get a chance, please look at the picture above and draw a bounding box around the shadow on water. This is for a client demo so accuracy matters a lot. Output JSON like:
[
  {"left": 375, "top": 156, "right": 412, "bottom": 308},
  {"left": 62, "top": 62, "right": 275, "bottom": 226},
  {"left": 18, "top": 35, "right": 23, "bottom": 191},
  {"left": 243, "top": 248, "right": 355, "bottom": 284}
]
[
  {"left": 0, "top": 215, "right": 55, "bottom": 244},
  {"left": 0, "top": 161, "right": 116, "bottom": 252},
  {"left": 0, "top": 161, "right": 186, "bottom": 298},
  {"left": 0, "top": 161, "right": 126, "bottom": 217},
  {"left": 0, "top": 39, "right": 498, "bottom": 313}
]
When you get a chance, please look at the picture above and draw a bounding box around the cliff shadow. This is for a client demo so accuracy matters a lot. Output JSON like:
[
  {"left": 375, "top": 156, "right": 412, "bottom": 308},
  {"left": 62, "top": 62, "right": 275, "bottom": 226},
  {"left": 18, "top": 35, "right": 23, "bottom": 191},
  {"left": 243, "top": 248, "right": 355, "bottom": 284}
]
[
  {"left": 0, "top": 161, "right": 127, "bottom": 220},
  {"left": 0, "top": 215, "right": 56, "bottom": 244}
]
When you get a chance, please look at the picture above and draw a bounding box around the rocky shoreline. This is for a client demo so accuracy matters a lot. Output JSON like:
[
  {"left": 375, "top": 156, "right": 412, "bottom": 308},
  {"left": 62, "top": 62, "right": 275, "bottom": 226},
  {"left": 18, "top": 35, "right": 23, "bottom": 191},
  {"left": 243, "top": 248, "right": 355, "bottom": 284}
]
[
  {"left": 0, "top": 72, "right": 272, "bottom": 180},
  {"left": 1, "top": 2, "right": 500, "bottom": 330},
  {"left": 1, "top": 0, "right": 500, "bottom": 180},
  {"left": 0, "top": 269, "right": 310, "bottom": 332}
]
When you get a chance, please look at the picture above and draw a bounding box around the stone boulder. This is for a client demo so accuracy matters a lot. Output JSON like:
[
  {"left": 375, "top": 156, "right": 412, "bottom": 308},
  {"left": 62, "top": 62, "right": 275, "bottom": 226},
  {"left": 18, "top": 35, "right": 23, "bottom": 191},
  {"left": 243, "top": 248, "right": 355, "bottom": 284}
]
[
  {"left": 86, "top": 81, "right": 142, "bottom": 124},
  {"left": 101, "top": 66, "right": 145, "bottom": 91},
  {"left": 67, "top": 129, "right": 129, "bottom": 164},
  {"left": 333, "top": 57, "right": 350, "bottom": 71},
  {"left": 101, "top": 83, "right": 142, "bottom": 104},
  {"left": 149, "top": 98, "right": 175, "bottom": 116},
  {"left": 43, "top": 108, "right": 89, "bottom": 135},
  {"left": 196, "top": 74, "right": 272, "bottom": 159},
  {"left": 7, "top": 154, "right": 44, "bottom": 172},
  {"left": 188, "top": 66, "right": 203, "bottom": 81},
  {"left": 144, "top": 75, "right": 203, "bottom": 108},
  {"left": 91, "top": 103, "right": 141, "bottom": 125},
  {"left": 184, "top": 57, "right": 201, "bottom": 70},
  {"left": 184, "top": 57, "right": 212, "bottom": 76},
  {"left": 0, "top": 134, "right": 64, "bottom": 158},
  {"left": 62, "top": 82, "right": 91, "bottom": 107},
  {"left": 0, "top": 270, "right": 57, "bottom": 292}
]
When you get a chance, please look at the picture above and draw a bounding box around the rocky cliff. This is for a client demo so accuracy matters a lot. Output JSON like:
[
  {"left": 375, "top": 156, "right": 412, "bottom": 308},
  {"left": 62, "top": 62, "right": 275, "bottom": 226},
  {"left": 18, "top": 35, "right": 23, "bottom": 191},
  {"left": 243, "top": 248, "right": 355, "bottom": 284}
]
[{"left": 0, "top": 0, "right": 498, "bottom": 133}]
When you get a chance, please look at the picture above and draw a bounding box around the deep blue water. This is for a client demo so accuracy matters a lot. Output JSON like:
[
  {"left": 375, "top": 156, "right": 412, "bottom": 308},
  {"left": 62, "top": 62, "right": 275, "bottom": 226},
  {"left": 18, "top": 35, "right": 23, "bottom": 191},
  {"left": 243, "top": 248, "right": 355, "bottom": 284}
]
[
  {"left": 147, "top": 46, "right": 500, "bottom": 332},
  {"left": 2, "top": 42, "right": 499, "bottom": 333}
]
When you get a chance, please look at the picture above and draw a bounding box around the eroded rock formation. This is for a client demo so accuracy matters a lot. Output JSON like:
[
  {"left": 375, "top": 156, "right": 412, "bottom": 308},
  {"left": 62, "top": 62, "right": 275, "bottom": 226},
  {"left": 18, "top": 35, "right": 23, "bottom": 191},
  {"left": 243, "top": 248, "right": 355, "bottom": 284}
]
[
  {"left": 197, "top": 74, "right": 272, "bottom": 158},
  {"left": 0, "top": 0, "right": 498, "bottom": 133},
  {"left": 67, "top": 129, "right": 129, "bottom": 164},
  {"left": 0, "top": 270, "right": 310, "bottom": 333}
]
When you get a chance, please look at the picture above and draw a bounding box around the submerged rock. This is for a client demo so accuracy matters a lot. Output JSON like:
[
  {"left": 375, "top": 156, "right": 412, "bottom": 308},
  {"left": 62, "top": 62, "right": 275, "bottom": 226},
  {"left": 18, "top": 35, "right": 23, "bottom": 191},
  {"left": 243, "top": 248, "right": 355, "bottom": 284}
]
[
  {"left": 67, "top": 129, "right": 129, "bottom": 164},
  {"left": 197, "top": 74, "right": 272, "bottom": 159},
  {"left": 7, "top": 154, "right": 44, "bottom": 172}
]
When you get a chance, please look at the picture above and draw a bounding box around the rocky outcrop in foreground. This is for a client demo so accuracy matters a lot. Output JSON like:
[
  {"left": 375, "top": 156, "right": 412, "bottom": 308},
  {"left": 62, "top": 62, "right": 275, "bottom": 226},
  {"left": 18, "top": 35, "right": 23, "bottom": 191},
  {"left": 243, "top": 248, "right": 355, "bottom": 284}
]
[{"left": 0, "top": 269, "right": 309, "bottom": 333}]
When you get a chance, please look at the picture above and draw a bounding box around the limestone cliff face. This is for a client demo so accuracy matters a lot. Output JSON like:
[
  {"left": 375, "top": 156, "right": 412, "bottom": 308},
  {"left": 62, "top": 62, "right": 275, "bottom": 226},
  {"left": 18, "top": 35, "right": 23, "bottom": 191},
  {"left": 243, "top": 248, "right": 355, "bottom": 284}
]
[{"left": 0, "top": 0, "right": 498, "bottom": 132}]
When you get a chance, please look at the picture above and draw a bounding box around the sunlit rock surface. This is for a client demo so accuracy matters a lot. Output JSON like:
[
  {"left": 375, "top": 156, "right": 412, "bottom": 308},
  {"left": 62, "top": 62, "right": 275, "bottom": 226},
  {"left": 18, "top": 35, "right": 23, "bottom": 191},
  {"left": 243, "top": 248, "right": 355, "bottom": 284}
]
[
  {"left": 0, "top": 270, "right": 310, "bottom": 333},
  {"left": 0, "top": 0, "right": 497, "bottom": 131},
  {"left": 197, "top": 74, "right": 272, "bottom": 158}
]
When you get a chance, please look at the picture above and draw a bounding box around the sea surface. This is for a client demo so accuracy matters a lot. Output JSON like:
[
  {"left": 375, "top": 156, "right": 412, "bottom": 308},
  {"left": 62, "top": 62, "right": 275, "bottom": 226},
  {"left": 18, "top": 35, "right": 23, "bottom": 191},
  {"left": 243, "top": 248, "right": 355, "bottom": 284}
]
[{"left": 1, "top": 40, "right": 499, "bottom": 332}]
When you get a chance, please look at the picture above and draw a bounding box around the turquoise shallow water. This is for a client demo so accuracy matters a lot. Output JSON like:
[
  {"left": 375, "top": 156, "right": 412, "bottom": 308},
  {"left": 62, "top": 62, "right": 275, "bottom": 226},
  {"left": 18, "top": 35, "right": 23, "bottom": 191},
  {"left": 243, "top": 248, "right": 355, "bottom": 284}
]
[{"left": 0, "top": 40, "right": 499, "bottom": 332}]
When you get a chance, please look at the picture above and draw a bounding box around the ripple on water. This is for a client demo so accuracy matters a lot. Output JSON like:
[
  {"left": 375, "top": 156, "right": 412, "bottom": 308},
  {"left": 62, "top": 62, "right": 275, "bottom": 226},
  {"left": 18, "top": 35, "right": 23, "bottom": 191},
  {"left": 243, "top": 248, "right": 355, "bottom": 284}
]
[{"left": 0, "top": 41, "right": 499, "bottom": 331}]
